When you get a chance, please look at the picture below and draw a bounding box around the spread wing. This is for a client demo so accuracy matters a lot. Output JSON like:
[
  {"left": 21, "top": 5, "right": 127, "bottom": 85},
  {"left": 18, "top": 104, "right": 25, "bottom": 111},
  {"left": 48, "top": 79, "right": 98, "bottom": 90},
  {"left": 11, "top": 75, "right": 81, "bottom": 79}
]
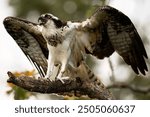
[
  {"left": 3, "top": 17, "right": 48, "bottom": 77},
  {"left": 77, "top": 5, "right": 148, "bottom": 75}
]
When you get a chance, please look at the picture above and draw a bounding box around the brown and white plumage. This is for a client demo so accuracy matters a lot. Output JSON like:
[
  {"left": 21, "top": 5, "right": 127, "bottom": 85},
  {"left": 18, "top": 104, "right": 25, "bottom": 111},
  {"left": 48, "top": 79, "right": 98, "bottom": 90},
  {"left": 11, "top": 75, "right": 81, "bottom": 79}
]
[
  {"left": 87, "top": 6, "right": 148, "bottom": 75},
  {"left": 3, "top": 5, "right": 148, "bottom": 80},
  {"left": 3, "top": 17, "right": 48, "bottom": 77}
]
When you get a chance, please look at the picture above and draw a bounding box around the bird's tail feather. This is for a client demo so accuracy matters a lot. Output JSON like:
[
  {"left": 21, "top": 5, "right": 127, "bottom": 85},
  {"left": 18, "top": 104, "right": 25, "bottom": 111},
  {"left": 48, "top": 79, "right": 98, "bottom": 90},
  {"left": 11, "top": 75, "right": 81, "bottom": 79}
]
[{"left": 64, "top": 61, "right": 113, "bottom": 99}]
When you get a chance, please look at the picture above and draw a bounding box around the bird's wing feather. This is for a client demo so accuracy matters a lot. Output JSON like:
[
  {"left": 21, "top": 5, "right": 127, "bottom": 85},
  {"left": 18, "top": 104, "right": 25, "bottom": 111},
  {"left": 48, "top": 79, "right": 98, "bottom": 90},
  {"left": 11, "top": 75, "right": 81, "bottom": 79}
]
[
  {"left": 79, "top": 5, "right": 148, "bottom": 75},
  {"left": 3, "top": 17, "right": 48, "bottom": 77}
]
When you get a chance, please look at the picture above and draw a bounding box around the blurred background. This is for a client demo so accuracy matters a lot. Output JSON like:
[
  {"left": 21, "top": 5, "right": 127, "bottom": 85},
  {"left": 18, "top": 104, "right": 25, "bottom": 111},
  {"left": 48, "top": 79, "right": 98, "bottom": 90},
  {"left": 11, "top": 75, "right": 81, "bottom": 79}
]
[{"left": 0, "top": 0, "right": 150, "bottom": 100}]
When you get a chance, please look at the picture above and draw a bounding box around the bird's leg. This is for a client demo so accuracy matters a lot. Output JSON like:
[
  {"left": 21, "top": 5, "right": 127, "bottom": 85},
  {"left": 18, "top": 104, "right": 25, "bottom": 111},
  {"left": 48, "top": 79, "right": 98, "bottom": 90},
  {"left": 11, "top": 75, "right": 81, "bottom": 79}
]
[
  {"left": 56, "top": 59, "right": 69, "bottom": 83},
  {"left": 45, "top": 54, "right": 54, "bottom": 80}
]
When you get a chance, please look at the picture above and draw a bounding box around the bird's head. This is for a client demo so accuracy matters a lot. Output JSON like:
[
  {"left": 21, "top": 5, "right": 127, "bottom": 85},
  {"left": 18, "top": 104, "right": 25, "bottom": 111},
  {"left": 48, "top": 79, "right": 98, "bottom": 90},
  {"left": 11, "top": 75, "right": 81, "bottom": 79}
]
[{"left": 38, "top": 13, "right": 66, "bottom": 28}]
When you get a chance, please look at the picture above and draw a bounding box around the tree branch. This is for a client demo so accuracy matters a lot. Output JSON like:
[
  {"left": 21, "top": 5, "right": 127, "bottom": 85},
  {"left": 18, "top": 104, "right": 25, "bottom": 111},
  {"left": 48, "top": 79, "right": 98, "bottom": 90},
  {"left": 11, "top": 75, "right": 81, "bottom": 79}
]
[{"left": 7, "top": 71, "right": 114, "bottom": 100}]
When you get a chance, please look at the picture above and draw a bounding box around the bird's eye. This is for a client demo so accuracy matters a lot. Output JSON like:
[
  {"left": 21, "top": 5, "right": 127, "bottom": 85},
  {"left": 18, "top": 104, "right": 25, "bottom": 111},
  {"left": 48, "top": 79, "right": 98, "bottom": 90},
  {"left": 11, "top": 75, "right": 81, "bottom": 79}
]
[{"left": 45, "top": 14, "right": 51, "bottom": 19}]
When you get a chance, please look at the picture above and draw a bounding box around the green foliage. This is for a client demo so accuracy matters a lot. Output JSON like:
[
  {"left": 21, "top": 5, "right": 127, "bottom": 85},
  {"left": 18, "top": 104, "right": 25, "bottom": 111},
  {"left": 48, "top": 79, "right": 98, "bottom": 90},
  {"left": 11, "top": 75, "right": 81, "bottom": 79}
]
[
  {"left": 7, "top": 86, "right": 33, "bottom": 100},
  {"left": 9, "top": 0, "right": 107, "bottom": 20}
]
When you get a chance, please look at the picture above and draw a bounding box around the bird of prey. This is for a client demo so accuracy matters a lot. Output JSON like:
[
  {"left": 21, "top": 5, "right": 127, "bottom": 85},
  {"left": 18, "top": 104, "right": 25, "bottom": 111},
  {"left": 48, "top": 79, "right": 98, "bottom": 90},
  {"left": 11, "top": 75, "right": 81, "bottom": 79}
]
[{"left": 3, "top": 5, "right": 148, "bottom": 81}]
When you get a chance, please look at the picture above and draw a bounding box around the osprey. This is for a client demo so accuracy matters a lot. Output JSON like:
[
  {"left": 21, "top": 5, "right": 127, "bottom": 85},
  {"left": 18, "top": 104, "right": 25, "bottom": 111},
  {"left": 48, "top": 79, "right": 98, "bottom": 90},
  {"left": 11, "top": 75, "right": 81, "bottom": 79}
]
[{"left": 3, "top": 6, "right": 148, "bottom": 81}]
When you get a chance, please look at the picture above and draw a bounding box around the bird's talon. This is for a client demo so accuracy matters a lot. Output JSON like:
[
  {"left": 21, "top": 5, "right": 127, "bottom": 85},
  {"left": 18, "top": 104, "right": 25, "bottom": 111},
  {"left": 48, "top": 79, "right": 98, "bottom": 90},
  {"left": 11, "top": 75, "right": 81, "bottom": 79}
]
[
  {"left": 47, "top": 78, "right": 52, "bottom": 82},
  {"left": 56, "top": 76, "right": 69, "bottom": 84}
]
